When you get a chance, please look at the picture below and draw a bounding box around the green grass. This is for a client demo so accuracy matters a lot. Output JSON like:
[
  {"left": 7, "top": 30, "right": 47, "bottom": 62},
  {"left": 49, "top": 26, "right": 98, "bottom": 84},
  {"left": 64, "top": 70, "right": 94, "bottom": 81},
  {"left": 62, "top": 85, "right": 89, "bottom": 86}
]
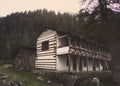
[
  {"left": 0, "top": 64, "right": 60, "bottom": 86},
  {"left": 0, "top": 64, "right": 116, "bottom": 86}
]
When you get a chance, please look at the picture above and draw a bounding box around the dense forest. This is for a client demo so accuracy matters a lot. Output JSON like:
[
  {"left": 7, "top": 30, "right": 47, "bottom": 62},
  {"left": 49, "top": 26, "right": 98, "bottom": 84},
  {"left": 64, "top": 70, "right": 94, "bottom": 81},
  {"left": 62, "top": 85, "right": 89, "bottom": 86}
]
[
  {"left": 0, "top": 9, "right": 79, "bottom": 60},
  {"left": 0, "top": 0, "right": 120, "bottom": 71}
]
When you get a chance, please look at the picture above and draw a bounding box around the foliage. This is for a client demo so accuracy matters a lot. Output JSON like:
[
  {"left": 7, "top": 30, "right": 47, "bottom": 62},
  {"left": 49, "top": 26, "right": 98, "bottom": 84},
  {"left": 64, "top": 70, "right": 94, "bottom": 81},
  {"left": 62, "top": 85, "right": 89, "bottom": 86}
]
[
  {"left": 78, "top": 0, "right": 120, "bottom": 69},
  {"left": 0, "top": 64, "right": 61, "bottom": 86}
]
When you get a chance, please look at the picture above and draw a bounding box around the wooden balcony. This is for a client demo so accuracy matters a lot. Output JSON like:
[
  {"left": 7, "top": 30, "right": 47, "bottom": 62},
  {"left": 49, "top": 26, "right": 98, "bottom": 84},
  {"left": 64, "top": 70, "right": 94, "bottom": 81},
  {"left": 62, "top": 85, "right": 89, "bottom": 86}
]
[
  {"left": 69, "top": 46, "right": 111, "bottom": 60},
  {"left": 57, "top": 46, "right": 69, "bottom": 55}
]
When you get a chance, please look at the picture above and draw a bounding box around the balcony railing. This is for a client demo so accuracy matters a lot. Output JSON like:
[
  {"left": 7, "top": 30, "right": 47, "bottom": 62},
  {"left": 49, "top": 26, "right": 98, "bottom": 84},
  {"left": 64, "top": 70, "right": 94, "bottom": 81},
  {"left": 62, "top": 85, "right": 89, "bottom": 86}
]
[
  {"left": 57, "top": 46, "right": 69, "bottom": 55},
  {"left": 69, "top": 46, "right": 111, "bottom": 60}
]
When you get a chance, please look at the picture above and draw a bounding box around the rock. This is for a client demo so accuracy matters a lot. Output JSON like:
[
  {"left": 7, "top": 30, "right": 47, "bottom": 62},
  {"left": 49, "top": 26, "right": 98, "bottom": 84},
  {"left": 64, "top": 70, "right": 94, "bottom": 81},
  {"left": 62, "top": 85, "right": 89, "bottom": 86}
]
[
  {"left": 37, "top": 76, "right": 44, "bottom": 81},
  {"left": 0, "top": 75, "right": 8, "bottom": 80},
  {"left": 10, "top": 81, "right": 21, "bottom": 86},
  {"left": 18, "top": 68, "right": 24, "bottom": 71},
  {"left": 47, "top": 80, "right": 51, "bottom": 84},
  {"left": 32, "top": 70, "right": 38, "bottom": 74},
  {"left": 26, "top": 67, "right": 30, "bottom": 70},
  {"left": 60, "top": 84, "right": 63, "bottom": 86},
  {"left": 0, "top": 74, "right": 4, "bottom": 77}
]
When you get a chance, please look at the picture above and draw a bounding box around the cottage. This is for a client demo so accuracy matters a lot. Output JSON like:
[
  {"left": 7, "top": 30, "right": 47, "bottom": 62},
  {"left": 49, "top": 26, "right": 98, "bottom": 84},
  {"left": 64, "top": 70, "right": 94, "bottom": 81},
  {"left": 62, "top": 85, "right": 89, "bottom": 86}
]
[
  {"left": 35, "top": 29, "right": 111, "bottom": 72},
  {"left": 14, "top": 47, "right": 35, "bottom": 70}
]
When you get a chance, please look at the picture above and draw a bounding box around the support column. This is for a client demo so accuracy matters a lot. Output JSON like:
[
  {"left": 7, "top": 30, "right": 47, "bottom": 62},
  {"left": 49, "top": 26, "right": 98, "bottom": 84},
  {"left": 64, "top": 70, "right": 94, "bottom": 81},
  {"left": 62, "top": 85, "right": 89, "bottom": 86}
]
[
  {"left": 87, "top": 58, "right": 89, "bottom": 71},
  {"left": 68, "top": 35, "right": 71, "bottom": 72},
  {"left": 98, "top": 60, "right": 100, "bottom": 71},
  {"left": 76, "top": 55, "right": 80, "bottom": 72},
  {"left": 105, "top": 60, "right": 109, "bottom": 71}
]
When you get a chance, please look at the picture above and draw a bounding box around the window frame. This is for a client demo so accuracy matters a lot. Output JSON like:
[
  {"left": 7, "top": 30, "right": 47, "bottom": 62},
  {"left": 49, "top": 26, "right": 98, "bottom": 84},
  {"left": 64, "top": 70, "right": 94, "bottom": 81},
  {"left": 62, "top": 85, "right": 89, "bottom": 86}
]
[{"left": 41, "top": 41, "right": 49, "bottom": 51}]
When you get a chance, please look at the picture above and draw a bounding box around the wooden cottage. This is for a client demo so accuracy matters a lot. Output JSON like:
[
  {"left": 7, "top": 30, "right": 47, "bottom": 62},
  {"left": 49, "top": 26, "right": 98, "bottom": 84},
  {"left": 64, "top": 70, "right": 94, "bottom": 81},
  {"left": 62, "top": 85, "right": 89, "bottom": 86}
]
[
  {"left": 35, "top": 29, "right": 111, "bottom": 72},
  {"left": 14, "top": 47, "right": 35, "bottom": 70}
]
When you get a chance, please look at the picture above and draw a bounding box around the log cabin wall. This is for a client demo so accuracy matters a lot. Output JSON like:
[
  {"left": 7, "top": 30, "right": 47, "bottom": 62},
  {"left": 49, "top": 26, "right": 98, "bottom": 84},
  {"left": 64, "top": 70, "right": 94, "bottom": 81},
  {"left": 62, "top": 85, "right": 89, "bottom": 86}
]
[{"left": 35, "top": 30, "right": 57, "bottom": 70}]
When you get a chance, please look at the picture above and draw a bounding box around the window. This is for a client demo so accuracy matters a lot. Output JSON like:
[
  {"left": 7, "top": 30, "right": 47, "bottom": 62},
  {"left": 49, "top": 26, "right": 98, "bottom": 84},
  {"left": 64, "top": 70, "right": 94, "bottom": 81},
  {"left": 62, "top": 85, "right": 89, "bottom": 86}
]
[{"left": 42, "top": 41, "right": 49, "bottom": 51}]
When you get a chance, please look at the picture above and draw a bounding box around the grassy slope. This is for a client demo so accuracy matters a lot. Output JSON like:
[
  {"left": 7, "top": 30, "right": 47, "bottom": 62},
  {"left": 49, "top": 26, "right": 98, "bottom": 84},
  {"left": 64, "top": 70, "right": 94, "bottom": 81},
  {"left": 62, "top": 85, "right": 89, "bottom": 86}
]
[
  {"left": 0, "top": 64, "right": 117, "bottom": 86},
  {"left": 0, "top": 64, "right": 60, "bottom": 86}
]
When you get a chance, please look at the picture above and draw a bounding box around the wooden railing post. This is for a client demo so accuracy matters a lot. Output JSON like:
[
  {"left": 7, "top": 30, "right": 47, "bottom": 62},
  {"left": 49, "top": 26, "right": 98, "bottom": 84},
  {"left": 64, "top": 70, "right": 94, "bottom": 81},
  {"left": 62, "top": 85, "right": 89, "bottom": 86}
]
[
  {"left": 68, "top": 54, "right": 71, "bottom": 72},
  {"left": 68, "top": 36, "right": 71, "bottom": 72}
]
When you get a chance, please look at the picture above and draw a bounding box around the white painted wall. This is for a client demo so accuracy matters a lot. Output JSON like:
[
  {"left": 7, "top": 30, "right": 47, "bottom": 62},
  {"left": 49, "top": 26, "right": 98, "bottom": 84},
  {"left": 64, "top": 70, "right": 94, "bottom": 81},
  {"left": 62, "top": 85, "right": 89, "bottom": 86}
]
[
  {"left": 88, "top": 59, "right": 93, "bottom": 71},
  {"left": 81, "top": 59, "right": 87, "bottom": 71},
  {"left": 96, "top": 66, "right": 99, "bottom": 71},
  {"left": 81, "top": 58, "right": 93, "bottom": 71},
  {"left": 56, "top": 56, "right": 68, "bottom": 71},
  {"left": 56, "top": 56, "right": 76, "bottom": 72},
  {"left": 100, "top": 63, "right": 103, "bottom": 71}
]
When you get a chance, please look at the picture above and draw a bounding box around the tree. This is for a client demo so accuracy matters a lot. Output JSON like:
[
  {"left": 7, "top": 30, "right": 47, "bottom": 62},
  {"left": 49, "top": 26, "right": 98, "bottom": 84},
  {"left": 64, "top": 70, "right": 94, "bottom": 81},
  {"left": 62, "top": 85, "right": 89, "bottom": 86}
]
[
  {"left": 79, "top": 0, "right": 120, "bottom": 20},
  {"left": 0, "top": 9, "right": 79, "bottom": 60}
]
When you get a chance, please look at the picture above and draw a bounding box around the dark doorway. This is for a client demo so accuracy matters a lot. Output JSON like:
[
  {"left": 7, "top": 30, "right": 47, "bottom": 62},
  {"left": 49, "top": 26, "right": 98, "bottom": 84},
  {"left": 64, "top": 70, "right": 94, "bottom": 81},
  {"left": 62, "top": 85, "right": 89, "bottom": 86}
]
[
  {"left": 73, "top": 56, "right": 76, "bottom": 70},
  {"left": 80, "top": 57, "right": 82, "bottom": 71},
  {"left": 93, "top": 59, "right": 96, "bottom": 71}
]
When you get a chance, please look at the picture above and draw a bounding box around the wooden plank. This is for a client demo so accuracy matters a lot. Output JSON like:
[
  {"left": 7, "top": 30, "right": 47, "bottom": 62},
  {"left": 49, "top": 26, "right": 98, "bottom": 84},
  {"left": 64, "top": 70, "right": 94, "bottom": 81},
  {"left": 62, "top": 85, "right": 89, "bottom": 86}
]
[
  {"left": 37, "top": 48, "right": 55, "bottom": 51},
  {"left": 77, "top": 55, "right": 80, "bottom": 72},
  {"left": 37, "top": 53, "right": 55, "bottom": 56},
  {"left": 36, "top": 55, "right": 55, "bottom": 59},
  {"left": 37, "top": 50, "right": 55, "bottom": 54},
  {"left": 49, "top": 41, "right": 56, "bottom": 45},
  {"left": 37, "top": 37, "right": 56, "bottom": 42},
  {"left": 35, "top": 65, "right": 56, "bottom": 68},
  {"left": 37, "top": 34, "right": 56, "bottom": 41},
  {"left": 58, "top": 35, "right": 68, "bottom": 39},
  {"left": 35, "top": 63, "right": 56, "bottom": 65},
  {"left": 36, "top": 62, "right": 56, "bottom": 63},
  {"left": 37, "top": 49, "right": 55, "bottom": 52},
  {"left": 37, "top": 52, "right": 55, "bottom": 55},
  {"left": 49, "top": 39, "right": 56, "bottom": 42},
  {"left": 35, "top": 59, "right": 56, "bottom": 62},
  {"left": 36, "top": 44, "right": 42, "bottom": 47},
  {"left": 37, "top": 44, "right": 56, "bottom": 49},
  {"left": 37, "top": 54, "right": 55, "bottom": 57},
  {"left": 35, "top": 66, "right": 56, "bottom": 69}
]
